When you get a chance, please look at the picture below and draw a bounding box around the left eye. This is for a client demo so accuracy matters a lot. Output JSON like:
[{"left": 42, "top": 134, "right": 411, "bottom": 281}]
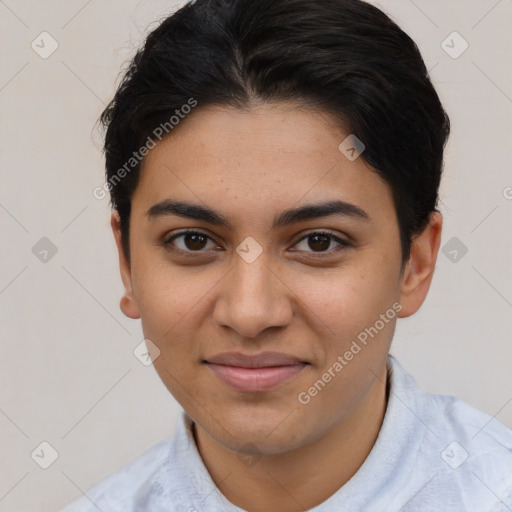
[
  {"left": 163, "top": 230, "right": 349, "bottom": 255},
  {"left": 293, "top": 231, "right": 349, "bottom": 254}
]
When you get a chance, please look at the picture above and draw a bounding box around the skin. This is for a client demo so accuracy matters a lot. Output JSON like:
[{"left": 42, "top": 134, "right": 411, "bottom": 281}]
[{"left": 111, "top": 102, "right": 442, "bottom": 512}]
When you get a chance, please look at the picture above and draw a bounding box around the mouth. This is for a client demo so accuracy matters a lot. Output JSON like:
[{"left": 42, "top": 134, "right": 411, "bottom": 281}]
[{"left": 203, "top": 352, "right": 310, "bottom": 393}]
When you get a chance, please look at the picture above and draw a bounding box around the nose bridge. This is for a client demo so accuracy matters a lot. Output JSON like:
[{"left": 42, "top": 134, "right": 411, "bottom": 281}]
[
  {"left": 234, "top": 250, "right": 275, "bottom": 305},
  {"left": 213, "top": 244, "right": 291, "bottom": 338}
]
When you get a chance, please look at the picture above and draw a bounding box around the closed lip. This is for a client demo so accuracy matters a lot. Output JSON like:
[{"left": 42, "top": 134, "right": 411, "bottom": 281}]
[
  {"left": 203, "top": 351, "right": 308, "bottom": 368},
  {"left": 204, "top": 351, "right": 309, "bottom": 392}
]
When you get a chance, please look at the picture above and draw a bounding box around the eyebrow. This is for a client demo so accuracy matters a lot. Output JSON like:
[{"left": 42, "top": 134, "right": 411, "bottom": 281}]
[{"left": 146, "top": 198, "right": 370, "bottom": 229}]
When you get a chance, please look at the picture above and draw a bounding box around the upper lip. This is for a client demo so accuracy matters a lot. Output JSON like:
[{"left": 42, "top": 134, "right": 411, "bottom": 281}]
[{"left": 204, "top": 352, "right": 307, "bottom": 368}]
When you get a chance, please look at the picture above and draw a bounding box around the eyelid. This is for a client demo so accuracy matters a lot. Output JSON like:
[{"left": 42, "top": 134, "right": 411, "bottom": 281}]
[
  {"left": 163, "top": 229, "right": 220, "bottom": 253},
  {"left": 163, "top": 228, "right": 350, "bottom": 255},
  {"left": 295, "top": 229, "right": 349, "bottom": 244}
]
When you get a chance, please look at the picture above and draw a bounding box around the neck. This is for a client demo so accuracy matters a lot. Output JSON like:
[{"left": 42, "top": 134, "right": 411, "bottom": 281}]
[{"left": 193, "top": 365, "right": 389, "bottom": 512}]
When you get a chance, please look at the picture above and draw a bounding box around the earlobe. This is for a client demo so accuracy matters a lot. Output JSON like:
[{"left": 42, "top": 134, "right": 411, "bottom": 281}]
[
  {"left": 120, "top": 294, "right": 140, "bottom": 320},
  {"left": 397, "top": 212, "right": 443, "bottom": 318},
  {"left": 110, "top": 210, "right": 141, "bottom": 320}
]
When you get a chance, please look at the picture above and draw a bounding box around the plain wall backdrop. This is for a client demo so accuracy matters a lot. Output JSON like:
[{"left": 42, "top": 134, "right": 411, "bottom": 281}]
[{"left": 0, "top": 0, "right": 511, "bottom": 510}]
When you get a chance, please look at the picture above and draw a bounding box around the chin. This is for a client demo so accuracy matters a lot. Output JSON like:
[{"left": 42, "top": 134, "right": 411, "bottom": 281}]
[
  {"left": 205, "top": 407, "right": 310, "bottom": 455},
  {"left": 223, "top": 430, "right": 305, "bottom": 456}
]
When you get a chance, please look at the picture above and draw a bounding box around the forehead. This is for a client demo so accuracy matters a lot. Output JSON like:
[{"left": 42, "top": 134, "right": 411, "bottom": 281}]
[{"left": 132, "top": 103, "right": 395, "bottom": 227}]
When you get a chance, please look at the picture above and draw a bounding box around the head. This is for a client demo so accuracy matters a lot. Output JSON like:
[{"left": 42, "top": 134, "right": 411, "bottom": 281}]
[{"left": 101, "top": 0, "right": 449, "bottom": 455}]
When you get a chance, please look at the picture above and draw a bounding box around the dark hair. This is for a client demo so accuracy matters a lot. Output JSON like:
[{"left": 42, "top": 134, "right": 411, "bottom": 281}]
[{"left": 99, "top": 0, "right": 450, "bottom": 265}]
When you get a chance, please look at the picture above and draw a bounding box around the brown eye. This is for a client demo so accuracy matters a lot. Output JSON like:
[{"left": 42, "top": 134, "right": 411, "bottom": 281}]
[
  {"left": 164, "top": 231, "right": 217, "bottom": 253},
  {"left": 293, "top": 231, "right": 350, "bottom": 254},
  {"left": 307, "top": 233, "right": 331, "bottom": 252}
]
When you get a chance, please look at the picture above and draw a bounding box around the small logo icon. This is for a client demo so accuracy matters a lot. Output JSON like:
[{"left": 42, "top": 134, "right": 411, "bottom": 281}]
[
  {"left": 441, "top": 441, "right": 469, "bottom": 469},
  {"left": 133, "top": 339, "right": 161, "bottom": 366},
  {"left": 441, "top": 32, "right": 469, "bottom": 59},
  {"left": 338, "top": 134, "right": 365, "bottom": 161},
  {"left": 236, "top": 237, "right": 263, "bottom": 263},
  {"left": 31, "top": 32, "right": 59, "bottom": 59},
  {"left": 442, "top": 236, "right": 468, "bottom": 263},
  {"left": 237, "top": 443, "right": 263, "bottom": 467},
  {"left": 32, "top": 237, "right": 58, "bottom": 263},
  {"left": 31, "top": 441, "right": 59, "bottom": 469}
]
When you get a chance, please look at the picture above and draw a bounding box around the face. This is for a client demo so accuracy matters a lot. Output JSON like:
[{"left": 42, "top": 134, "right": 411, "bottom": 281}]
[{"left": 112, "top": 102, "right": 440, "bottom": 455}]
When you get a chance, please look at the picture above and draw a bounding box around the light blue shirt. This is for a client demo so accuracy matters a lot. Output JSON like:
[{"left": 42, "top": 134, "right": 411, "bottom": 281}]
[{"left": 59, "top": 355, "right": 512, "bottom": 511}]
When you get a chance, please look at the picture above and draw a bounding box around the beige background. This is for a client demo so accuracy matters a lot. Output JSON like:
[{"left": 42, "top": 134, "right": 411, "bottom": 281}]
[{"left": 0, "top": 0, "right": 511, "bottom": 510}]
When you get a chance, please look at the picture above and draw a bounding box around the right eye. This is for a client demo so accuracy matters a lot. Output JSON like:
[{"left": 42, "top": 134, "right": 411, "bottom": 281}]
[{"left": 162, "top": 230, "right": 220, "bottom": 254}]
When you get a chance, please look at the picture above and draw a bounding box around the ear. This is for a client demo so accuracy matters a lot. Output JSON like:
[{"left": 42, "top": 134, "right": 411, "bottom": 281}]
[
  {"left": 397, "top": 211, "right": 443, "bottom": 318},
  {"left": 111, "top": 210, "right": 141, "bottom": 319}
]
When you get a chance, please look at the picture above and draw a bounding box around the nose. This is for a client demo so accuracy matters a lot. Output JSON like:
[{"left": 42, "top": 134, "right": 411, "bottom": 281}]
[{"left": 212, "top": 251, "right": 293, "bottom": 339}]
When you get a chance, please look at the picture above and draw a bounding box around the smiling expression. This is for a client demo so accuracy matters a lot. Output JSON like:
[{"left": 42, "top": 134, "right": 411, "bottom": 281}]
[{"left": 113, "top": 102, "right": 417, "bottom": 454}]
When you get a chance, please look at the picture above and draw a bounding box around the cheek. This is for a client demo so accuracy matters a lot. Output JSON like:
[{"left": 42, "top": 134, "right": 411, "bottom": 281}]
[
  {"left": 131, "top": 252, "right": 201, "bottom": 328},
  {"left": 296, "top": 263, "right": 397, "bottom": 335},
  {"left": 131, "top": 259, "right": 219, "bottom": 369}
]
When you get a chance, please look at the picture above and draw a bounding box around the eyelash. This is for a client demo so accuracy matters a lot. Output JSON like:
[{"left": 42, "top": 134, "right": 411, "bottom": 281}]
[{"left": 162, "top": 230, "right": 350, "bottom": 257}]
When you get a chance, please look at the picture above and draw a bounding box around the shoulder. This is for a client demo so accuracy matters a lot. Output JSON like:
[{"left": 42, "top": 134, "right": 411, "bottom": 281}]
[
  {"left": 426, "top": 390, "right": 512, "bottom": 470},
  {"left": 58, "top": 439, "right": 172, "bottom": 512},
  {"left": 388, "top": 355, "right": 512, "bottom": 509},
  {"left": 388, "top": 355, "right": 512, "bottom": 453},
  {"left": 422, "top": 394, "right": 512, "bottom": 510},
  {"left": 413, "top": 375, "right": 512, "bottom": 463}
]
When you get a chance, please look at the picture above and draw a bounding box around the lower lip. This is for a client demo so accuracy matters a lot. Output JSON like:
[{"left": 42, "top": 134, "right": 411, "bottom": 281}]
[{"left": 205, "top": 363, "right": 307, "bottom": 392}]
